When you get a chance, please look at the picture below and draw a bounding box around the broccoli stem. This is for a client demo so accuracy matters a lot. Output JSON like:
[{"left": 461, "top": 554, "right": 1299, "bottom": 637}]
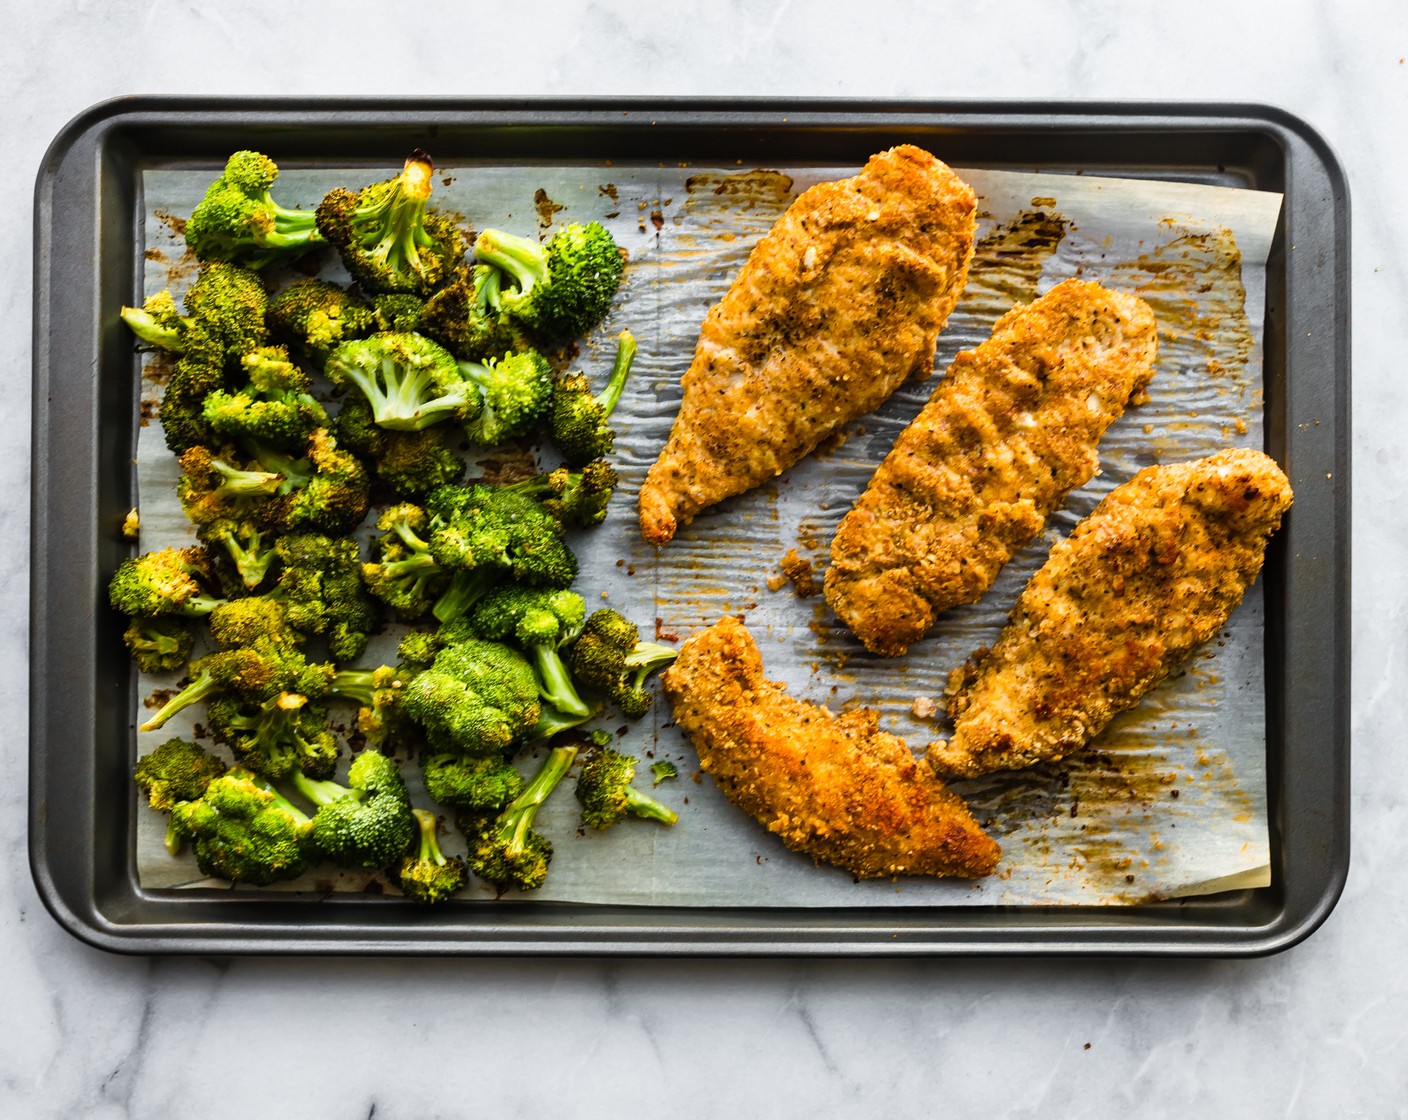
[
  {"left": 474, "top": 228, "right": 548, "bottom": 294},
  {"left": 163, "top": 816, "right": 185, "bottom": 856},
  {"left": 531, "top": 646, "right": 593, "bottom": 718},
  {"left": 497, "top": 745, "right": 577, "bottom": 855},
  {"left": 289, "top": 768, "right": 361, "bottom": 808},
  {"left": 212, "top": 458, "right": 286, "bottom": 498},
  {"left": 139, "top": 667, "right": 221, "bottom": 732},
  {"left": 622, "top": 784, "right": 679, "bottom": 826},
  {"left": 412, "top": 807, "right": 448, "bottom": 866},
  {"left": 530, "top": 699, "right": 601, "bottom": 742},
  {"left": 595, "top": 330, "right": 637, "bottom": 418},
  {"left": 431, "top": 570, "right": 496, "bottom": 625},
  {"left": 625, "top": 642, "right": 679, "bottom": 684},
  {"left": 328, "top": 670, "right": 376, "bottom": 708},
  {"left": 120, "top": 306, "right": 185, "bottom": 352}
]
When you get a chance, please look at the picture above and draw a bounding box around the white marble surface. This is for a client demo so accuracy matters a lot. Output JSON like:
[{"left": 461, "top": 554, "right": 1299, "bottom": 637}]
[{"left": 4, "top": 1, "right": 1400, "bottom": 1115}]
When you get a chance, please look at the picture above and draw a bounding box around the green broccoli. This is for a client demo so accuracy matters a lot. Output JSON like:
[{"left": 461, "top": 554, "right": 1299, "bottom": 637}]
[
  {"left": 574, "top": 747, "right": 678, "bottom": 830},
  {"left": 327, "top": 663, "right": 419, "bottom": 749},
  {"left": 528, "top": 698, "right": 603, "bottom": 743},
  {"left": 176, "top": 443, "right": 287, "bottom": 527},
  {"left": 273, "top": 533, "right": 380, "bottom": 661},
  {"left": 420, "top": 747, "right": 524, "bottom": 812},
  {"left": 315, "top": 151, "right": 465, "bottom": 295},
  {"left": 119, "top": 289, "right": 187, "bottom": 352},
  {"left": 324, "top": 332, "right": 479, "bottom": 432},
  {"left": 506, "top": 460, "right": 619, "bottom": 529},
  {"left": 170, "top": 768, "right": 314, "bottom": 885},
  {"left": 330, "top": 395, "right": 465, "bottom": 498},
  {"left": 133, "top": 738, "right": 227, "bottom": 854},
  {"left": 202, "top": 345, "right": 330, "bottom": 453},
  {"left": 473, "top": 222, "right": 624, "bottom": 341},
  {"left": 419, "top": 264, "right": 530, "bottom": 361},
  {"left": 122, "top": 616, "right": 196, "bottom": 673},
  {"left": 457, "top": 349, "right": 555, "bottom": 447},
  {"left": 208, "top": 689, "right": 340, "bottom": 781},
  {"left": 371, "top": 293, "right": 427, "bottom": 332},
  {"left": 566, "top": 608, "right": 677, "bottom": 718},
  {"left": 546, "top": 330, "right": 637, "bottom": 466},
  {"left": 199, "top": 516, "right": 279, "bottom": 593},
  {"left": 109, "top": 546, "right": 224, "bottom": 620},
  {"left": 360, "top": 503, "right": 447, "bottom": 618},
  {"left": 466, "top": 586, "right": 590, "bottom": 717},
  {"left": 424, "top": 483, "right": 578, "bottom": 624},
  {"left": 395, "top": 808, "right": 468, "bottom": 904},
  {"left": 123, "top": 262, "right": 269, "bottom": 359},
  {"left": 267, "top": 278, "right": 377, "bottom": 362},
  {"left": 184, "top": 150, "right": 324, "bottom": 267},
  {"left": 650, "top": 759, "right": 678, "bottom": 786},
  {"left": 289, "top": 749, "right": 416, "bottom": 869},
  {"left": 459, "top": 744, "right": 577, "bottom": 892},
  {"left": 399, "top": 637, "right": 542, "bottom": 756}
]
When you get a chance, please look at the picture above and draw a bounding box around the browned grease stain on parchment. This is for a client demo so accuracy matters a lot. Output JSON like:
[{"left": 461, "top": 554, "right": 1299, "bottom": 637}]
[
  {"left": 533, "top": 188, "right": 565, "bottom": 233},
  {"left": 960, "top": 209, "right": 1070, "bottom": 312},
  {"left": 682, "top": 169, "right": 796, "bottom": 225}
]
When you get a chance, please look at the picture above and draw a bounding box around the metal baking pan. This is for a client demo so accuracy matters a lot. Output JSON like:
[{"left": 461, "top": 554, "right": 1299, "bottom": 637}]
[{"left": 30, "top": 98, "right": 1349, "bottom": 955}]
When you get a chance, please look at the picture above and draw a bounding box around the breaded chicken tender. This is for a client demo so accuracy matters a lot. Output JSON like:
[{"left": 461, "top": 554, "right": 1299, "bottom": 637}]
[
  {"left": 639, "top": 146, "right": 977, "bottom": 545},
  {"left": 929, "top": 448, "right": 1293, "bottom": 779},
  {"left": 661, "top": 616, "right": 1000, "bottom": 879},
  {"left": 825, "top": 279, "right": 1159, "bottom": 656}
]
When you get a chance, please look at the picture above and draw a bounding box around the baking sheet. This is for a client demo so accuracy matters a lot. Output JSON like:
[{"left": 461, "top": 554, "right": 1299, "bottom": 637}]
[{"left": 132, "top": 158, "right": 1282, "bottom": 906}]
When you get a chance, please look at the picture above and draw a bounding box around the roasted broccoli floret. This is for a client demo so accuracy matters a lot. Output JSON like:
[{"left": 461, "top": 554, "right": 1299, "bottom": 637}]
[
  {"left": 176, "top": 443, "right": 287, "bottom": 528},
  {"left": 289, "top": 749, "right": 416, "bottom": 869},
  {"left": 395, "top": 808, "right": 468, "bottom": 904},
  {"left": 134, "top": 738, "right": 227, "bottom": 854},
  {"left": 473, "top": 222, "right": 624, "bottom": 341},
  {"left": 650, "top": 759, "right": 678, "bottom": 786},
  {"left": 371, "top": 293, "right": 427, "bottom": 332},
  {"left": 420, "top": 747, "right": 524, "bottom": 812},
  {"left": 546, "top": 330, "right": 637, "bottom": 466},
  {"left": 457, "top": 349, "right": 554, "bottom": 447},
  {"left": 424, "top": 483, "right": 578, "bottom": 624},
  {"left": 324, "top": 332, "right": 478, "bottom": 432},
  {"left": 273, "top": 533, "right": 380, "bottom": 661},
  {"left": 170, "top": 768, "right": 314, "bottom": 884},
  {"left": 327, "top": 663, "right": 419, "bottom": 749},
  {"left": 202, "top": 345, "right": 329, "bottom": 453},
  {"left": 466, "top": 587, "right": 590, "bottom": 717},
  {"left": 124, "top": 262, "right": 269, "bottom": 358},
  {"left": 122, "top": 616, "right": 197, "bottom": 673},
  {"left": 109, "top": 546, "right": 224, "bottom": 620},
  {"left": 267, "top": 278, "right": 377, "bottom": 362},
  {"left": 566, "top": 608, "right": 677, "bottom": 718},
  {"left": 184, "top": 150, "right": 324, "bottom": 267},
  {"left": 575, "top": 747, "right": 678, "bottom": 830},
  {"left": 419, "top": 264, "right": 530, "bottom": 361},
  {"left": 528, "top": 698, "right": 603, "bottom": 743},
  {"left": 315, "top": 151, "right": 465, "bottom": 295},
  {"left": 331, "top": 395, "right": 466, "bottom": 498},
  {"left": 399, "top": 637, "right": 542, "bottom": 756},
  {"left": 119, "top": 289, "right": 187, "bottom": 352},
  {"left": 208, "top": 690, "right": 340, "bottom": 781},
  {"left": 199, "top": 516, "right": 279, "bottom": 593},
  {"left": 506, "top": 459, "right": 619, "bottom": 529},
  {"left": 459, "top": 744, "right": 577, "bottom": 892},
  {"left": 360, "top": 503, "right": 447, "bottom": 618}
]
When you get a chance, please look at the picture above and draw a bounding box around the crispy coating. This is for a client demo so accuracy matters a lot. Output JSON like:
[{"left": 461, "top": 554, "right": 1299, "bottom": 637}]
[
  {"left": 661, "top": 616, "right": 1000, "bottom": 879},
  {"left": 639, "top": 146, "right": 977, "bottom": 545},
  {"left": 928, "top": 448, "right": 1293, "bottom": 779},
  {"left": 825, "top": 279, "right": 1159, "bottom": 656}
]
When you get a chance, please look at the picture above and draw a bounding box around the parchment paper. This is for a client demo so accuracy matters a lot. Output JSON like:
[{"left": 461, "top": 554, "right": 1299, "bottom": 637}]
[{"left": 134, "top": 158, "right": 1283, "bottom": 906}]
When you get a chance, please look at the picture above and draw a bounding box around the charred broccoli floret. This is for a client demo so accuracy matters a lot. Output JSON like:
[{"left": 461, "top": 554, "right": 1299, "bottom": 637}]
[
  {"left": 566, "top": 608, "right": 677, "bottom": 718},
  {"left": 170, "top": 768, "right": 314, "bottom": 885},
  {"left": 399, "top": 637, "right": 542, "bottom": 756},
  {"left": 267, "top": 278, "right": 377, "bottom": 362},
  {"left": 315, "top": 151, "right": 465, "bottom": 295},
  {"left": 574, "top": 747, "right": 678, "bottom": 830},
  {"left": 273, "top": 533, "right": 380, "bottom": 661},
  {"left": 506, "top": 459, "right": 619, "bottom": 529},
  {"left": 360, "top": 503, "right": 447, "bottom": 618},
  {"left": 184, "top": 150, "right": 324, "bottom": 267},
  {"left": 202, "top": 345, "right": 329, "bottom": 453},
  {"left": 199, "top": 516, "right": 279, "bottom": 593},
  {"left": 289, "top": 749, "right": 416, "bottom": 869},
  {"left": 327, "top": 663, "right": 419, "bottom": 749},
  {"left": 109, "top": 546, "right": 224, "bottom": 620},
  {"left": 134, "top": 738, "right": 227, "bottom": 854},
  {"left": 122, "top": 616, "right": 197, "bottom": 673},
  {"left": 546, "top": 330, "right": 637, "bottom": 466},
  {"left": 466, "top": 587, "right": 590, "bottom": 717},
  {"left": 419, "top": 264, "right": 530, "bottom": 361},
  {"left": 459, "top": 744, "right": 577, "bottom": 892},
  {"left": 473, "top": 222, "right": 624, "bottom": 341},
  {"left": 331, "top": 395, "right": 466, "bottom": 498},
  {"left": 208, "top": 690, "right": 340, "bottom": 781},
  {"left": 395, "top": 808, "right": 468, "bottom": 904}
]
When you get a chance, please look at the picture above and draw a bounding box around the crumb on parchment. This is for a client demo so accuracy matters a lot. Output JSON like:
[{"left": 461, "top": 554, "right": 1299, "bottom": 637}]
[{"left": 778, "top": 548, "right": 819, "bottom": 597}]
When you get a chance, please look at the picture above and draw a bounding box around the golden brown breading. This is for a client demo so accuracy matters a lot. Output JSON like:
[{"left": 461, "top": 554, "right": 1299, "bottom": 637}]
[
  {"left": 928, "top": 448, "right": 1293, "bottom": 779},
  {"left": 661, "top": 616, "right": 1000, "bottom": 880},
  {"left": 639, "top": 146, "right": 977, "bottom": 545},
  {"left": 824, "top": 279, "right": 1159, "bottom": 656}
]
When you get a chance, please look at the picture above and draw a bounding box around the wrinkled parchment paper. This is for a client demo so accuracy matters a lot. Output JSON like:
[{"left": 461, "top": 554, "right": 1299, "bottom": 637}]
[{"left": 134, "top": 158, "right": 1282, "bottom": 906}]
